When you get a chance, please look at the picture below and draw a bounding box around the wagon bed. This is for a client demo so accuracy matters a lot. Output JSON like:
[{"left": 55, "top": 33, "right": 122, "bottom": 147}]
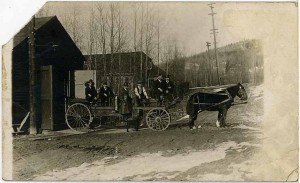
[{"left": 65, "top": 98, "right": 171, "bottom": 132}]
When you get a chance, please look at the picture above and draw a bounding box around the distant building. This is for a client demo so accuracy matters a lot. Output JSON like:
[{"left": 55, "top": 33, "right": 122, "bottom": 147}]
[
  {"left": 84, "top": 51, "right": 165, "bottom": 96},
  {"left": 10, "top": 16, "right": 85, "bottom": 131}
]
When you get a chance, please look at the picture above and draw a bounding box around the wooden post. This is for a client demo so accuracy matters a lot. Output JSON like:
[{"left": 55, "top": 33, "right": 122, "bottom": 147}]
[
  {"left": 206, "top": 42, "right": 212, "bottom": 86},
  {"left": 28, "top": 16, "right": 37, "bottom": 134},
  {"left": 208, "top": 3, "right": 221, "bottom": 85}
]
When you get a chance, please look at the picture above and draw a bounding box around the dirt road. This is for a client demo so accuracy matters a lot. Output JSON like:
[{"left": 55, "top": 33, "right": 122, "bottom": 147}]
[{"left": 12, "top": 84, "right": 264, "bottom": 181}]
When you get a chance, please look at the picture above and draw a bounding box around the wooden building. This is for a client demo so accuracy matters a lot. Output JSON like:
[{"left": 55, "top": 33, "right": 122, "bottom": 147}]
[
  {"left": 84, "top": 52, "right": 165, "bottom": 96},
  {"left": 12, "top": 16, "right": 85, "bottom": 131}
]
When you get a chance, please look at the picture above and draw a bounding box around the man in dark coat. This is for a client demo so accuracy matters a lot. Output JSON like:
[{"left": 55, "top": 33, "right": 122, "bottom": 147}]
[
  {"left": 154, "top": 75, "right": 166, "bottom": 106},
  {"left": 85, "top": 79, "right": 97, "bottom": 103},
  {"left": 120, "top": 82, "right": 133, "bottom": 116},
  {"left": 165, "top": 75, "right": 175, "bottom": 102},
  {"left": 99, "top": 82, "right": 114, "bottom": 106}
]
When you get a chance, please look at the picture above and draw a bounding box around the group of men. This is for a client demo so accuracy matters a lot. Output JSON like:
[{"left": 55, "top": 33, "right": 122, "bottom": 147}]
[
  {"left": 85, "top": 80, "right": 114, "bottom": 106},
  {"left": 153, "top": 74, "right": 175, "bottom": 106},
  {"left": 84, "top": 74, "right": 175, "bottom": 111}
]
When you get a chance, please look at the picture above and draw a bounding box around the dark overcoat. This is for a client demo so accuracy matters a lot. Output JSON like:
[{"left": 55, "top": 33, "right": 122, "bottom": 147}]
[
  {"left": 120, "top": 87, "right": 133, "bottom": 115},
  {"left": 154, "top": 79, "right": 166, "bottom": 96},
  {"left": 85, "top": 86, "right": 97, "bottom": 102}
]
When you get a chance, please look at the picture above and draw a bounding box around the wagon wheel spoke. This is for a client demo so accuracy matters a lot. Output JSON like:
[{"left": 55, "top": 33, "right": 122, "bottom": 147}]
[
  {"left": 160, "top": 114, "right": 169, "bottom": 119},
  {"left": 157, "top": 123, "right": 163, "bottom": 130},
  {"left": 81, "top": 119, "right": 89, "bottom": 126},
  {"left": 68, "top": 108, "right": 75, "bottom": 116},
  {"left": 159, "top": 110, "right": 166, "bottom": 116},
  {"left": 148, "top": 113, "right": 157, "bottom": 118},
  {"left": 66, "top": 116, "right": 76, "bottom": 127},
  {"left": 80, "top": 119, "right": 88, "bottom": 127},
  {"left": 147, "top": 119, "right": 155, "bottom": 127}
]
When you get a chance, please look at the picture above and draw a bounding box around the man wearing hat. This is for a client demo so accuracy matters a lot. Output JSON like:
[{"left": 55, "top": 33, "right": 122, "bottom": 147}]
[
  {"left": 85, "top": 79, "right": 97, "bottom": 103},
  {"left": 99, "top": 82, "right": 114, "bottom": 106},
  {"left": 154, "top": 74, "right": 166, "bottom": 106},
  {"left": 134, "top": 81, "right": 149, "bottom": 107},
  {"left": 165, "top": 75, "right": 175, "bottom": 102},
  {"left": 120, "top": 82, "right": 133, "bottom": 117}
]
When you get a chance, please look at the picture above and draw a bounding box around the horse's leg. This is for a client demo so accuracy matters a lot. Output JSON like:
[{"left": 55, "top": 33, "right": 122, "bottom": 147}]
[
  {"left": 217, "top": 105, "right": 226, "bottom": 128},
  {"left": 217, "top": 110, "right": 222, "bottom": 128},
  {"left": 189, "top": 113, "right": 197, "bottom": 129},
  {"left": 218, "top": 106, "right": 228, "bottom": 128},
  {"left": 222, "top": 107, "right": 228, "bottom": 127}
]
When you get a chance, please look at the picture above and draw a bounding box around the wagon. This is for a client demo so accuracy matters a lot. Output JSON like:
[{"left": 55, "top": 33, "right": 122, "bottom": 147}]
[
  {"left": 65, "top": 98, "right": 171, "bottom": 132},
  {"left": 65, "top": 83, "right": 247, "bottom": 132}
]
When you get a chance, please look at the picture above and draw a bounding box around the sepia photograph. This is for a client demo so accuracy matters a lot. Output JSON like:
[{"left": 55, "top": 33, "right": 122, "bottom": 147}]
[{"left": 1, "top": 1, "right": 298, "bottom": 181}]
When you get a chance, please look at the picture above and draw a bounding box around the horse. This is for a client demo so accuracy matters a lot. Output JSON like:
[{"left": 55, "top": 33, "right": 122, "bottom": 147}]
[{"left": 187, "top": 83, "right": 248, "bottom": 129}]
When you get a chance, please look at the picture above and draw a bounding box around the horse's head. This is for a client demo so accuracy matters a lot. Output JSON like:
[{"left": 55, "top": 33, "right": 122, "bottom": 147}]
[{"left": 237, "top": 83, "right": 248, "bottom": 100}]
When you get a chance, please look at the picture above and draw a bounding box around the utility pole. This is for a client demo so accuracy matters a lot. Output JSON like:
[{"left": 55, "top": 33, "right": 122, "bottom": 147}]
[
  {"left": 28, "top": 16, "right": 37, "bottom": 134},
  {"left": 140, "top": 8, "right": 144, "bottom": 82},
  {"left": 206, "top": 42, "right": 212, "bottom": 86},
  {"left": 157, "top": 21, "right": 160, "bottom": 75},
  {"left": 208, "top": 3, "right": 221, "bottom": 85}
]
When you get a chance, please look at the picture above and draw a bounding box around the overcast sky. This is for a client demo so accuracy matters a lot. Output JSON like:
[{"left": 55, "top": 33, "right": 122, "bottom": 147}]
[
  {"left": 39, "top": 2, "right": 250, "bottom": 55},
  {"left": 1, "top": 1, "right": 296, "bottom": 57}
]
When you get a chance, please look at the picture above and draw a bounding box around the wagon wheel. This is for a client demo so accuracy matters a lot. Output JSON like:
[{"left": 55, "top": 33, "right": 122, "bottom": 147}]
[
  {"left": 65, "top": 103, "right": 92, "bottom": 132},
  {"left": 146, "top": 108, "right": 171, "bottom": 131}
]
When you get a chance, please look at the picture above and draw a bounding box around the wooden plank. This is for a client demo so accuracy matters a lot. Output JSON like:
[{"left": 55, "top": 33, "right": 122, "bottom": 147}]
[
  {"left": 132, "top": 106, "right": 166, "bottom": 110},
  {"left": 40, "top": 66, "right": 53, "bottom": 130},
  {"left": 17, "top": 112, "right": 30, "bottom": 132},
  {"left": 92, "top": 107, "right": 115, "bottom": 110}
]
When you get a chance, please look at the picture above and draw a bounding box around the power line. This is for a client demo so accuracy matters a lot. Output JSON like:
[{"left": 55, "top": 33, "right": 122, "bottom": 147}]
[{"left": 208, "top": 3, "right": 221, "bottom": 85}]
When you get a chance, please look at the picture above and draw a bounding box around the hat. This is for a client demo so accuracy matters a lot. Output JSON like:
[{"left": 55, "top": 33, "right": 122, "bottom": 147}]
[
  {"left": 86, "top": 79, "right": 94, "bottom": 86},
  {"left": 123, "top": 82, "right": 129, "bottom": 87},
  {"left": 103, "top": 82, "right": 108, "bottom": 86},
  {"left": 137, "top": 81, "right": 143, "bottom": 85},
  {"left": 166, "top": 75, "right": 170, "bottom": 79}
]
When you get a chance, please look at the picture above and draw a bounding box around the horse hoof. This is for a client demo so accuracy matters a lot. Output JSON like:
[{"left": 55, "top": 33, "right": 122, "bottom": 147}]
[{"left": 197, "top": 125, "right": 202, "bottom": 129}]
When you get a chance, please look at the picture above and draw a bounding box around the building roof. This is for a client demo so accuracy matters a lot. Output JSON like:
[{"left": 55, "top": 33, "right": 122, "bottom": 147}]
[
  {"left": 12, "top": 16, "right": 85, "bottom": 70},
  {"left": 84, "top": 51, "right": 152, "bottom": 63},
  {"left": 148, "top": 64, "right": 166, "bottom": 77},
  {"left": 84, "top": 51, "right": 167, "bottom": 80},
  {"left": 13, "top": 16, "right": 55, "bottom": 47},
  {"left": 84, "top": 51, "right": 153, "bottom": 73}
]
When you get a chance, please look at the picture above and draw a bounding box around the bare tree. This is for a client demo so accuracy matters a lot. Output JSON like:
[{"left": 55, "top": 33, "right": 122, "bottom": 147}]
[
  {"left": 156, "top": 10, "right": 162, "bottom": 75},
  {"left": 161, "top": 37, "right": 186, "bottom": 83},
  {"left": 95, "top": 4, "right": 108, "bottom": 77},
  {"left": 144, "top": 4, "right": 156, "bottom": 80},
  {"left": 108, "top": 3, "right": 118, "bottom": 74},
  {"left": 116, "top": 4, "right": 129, "bottom": 73},
  {"left": 86, "top": 7, "right": 98, "bottom": 70},
  {"left": 139, "top": 4, "right": 144, "bottom": 81},
  {"left": 60, "top": 5, "right": 84, "bottom": 51},
  {"left": 133, "top": 4, "right": 138, "bottom": 77}
]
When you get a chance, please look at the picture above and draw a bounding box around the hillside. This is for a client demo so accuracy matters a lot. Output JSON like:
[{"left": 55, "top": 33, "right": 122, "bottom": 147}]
[{"left": 165, "top": 39, "right": 263, "bottom": 87}]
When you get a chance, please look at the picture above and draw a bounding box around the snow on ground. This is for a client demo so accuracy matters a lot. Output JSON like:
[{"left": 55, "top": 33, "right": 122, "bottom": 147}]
[
  {"left": 14, "top": 84, "right": 265, "bottom": 181},
  {"left": 249, "top": 84, "right": 263, "bottom": 101},
  {"left": 33, "top": 141, "right": 256, "bottom": 181}
]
